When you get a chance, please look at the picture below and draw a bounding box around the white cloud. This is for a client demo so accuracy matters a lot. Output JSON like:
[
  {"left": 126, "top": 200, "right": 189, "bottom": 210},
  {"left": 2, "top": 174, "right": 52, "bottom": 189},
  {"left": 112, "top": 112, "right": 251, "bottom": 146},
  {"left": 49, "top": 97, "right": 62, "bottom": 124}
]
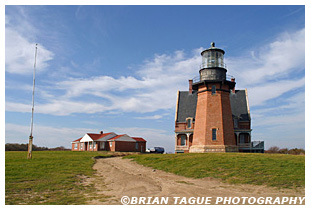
[
  {"left": 6, "top": 27, "right": 305, "bottom": 122},
  {"left": 247, "top": 77, "right": 305, "bottom": 106},
  {"left": 6, "top": 101, "right": 31, "bottom": 113},
  {"left": 6, "top": 49, "right": 200, "bottom": 115},
  {"left": 134, "top": 114, "right": 165, "bottom": 120},
  {"left": 226, "top": 28, "right": 305, "bottom": 87},
  {"left": 5, "top": 7, "right": 54, "bottom": 75},
  {"left": 6, "top": 100, "right": 113, "bottom": 116},
  {"left": 5, "top": 28, "right": 54, "bottom": 75}
]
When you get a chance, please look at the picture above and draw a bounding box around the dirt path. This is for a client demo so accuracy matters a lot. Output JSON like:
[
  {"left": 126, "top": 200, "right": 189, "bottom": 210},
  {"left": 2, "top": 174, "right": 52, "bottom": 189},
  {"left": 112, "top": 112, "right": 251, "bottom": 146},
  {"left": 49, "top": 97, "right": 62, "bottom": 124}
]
[{"left": 85, "top": 157, "right": 304, "bottom": 205}]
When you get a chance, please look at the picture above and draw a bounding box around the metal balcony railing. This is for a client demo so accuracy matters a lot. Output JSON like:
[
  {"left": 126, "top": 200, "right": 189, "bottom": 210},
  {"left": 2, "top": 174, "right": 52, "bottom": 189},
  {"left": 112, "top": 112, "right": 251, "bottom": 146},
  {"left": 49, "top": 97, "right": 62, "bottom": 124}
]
[
  {"left": 192, "top": 74, "right": 235, "bottom": 83},
  {"left": 238, "top": 141, "right": 264, "bottom": 149},
  {"left": 192, "top": 76, "right": 200, "bottom": 83}
]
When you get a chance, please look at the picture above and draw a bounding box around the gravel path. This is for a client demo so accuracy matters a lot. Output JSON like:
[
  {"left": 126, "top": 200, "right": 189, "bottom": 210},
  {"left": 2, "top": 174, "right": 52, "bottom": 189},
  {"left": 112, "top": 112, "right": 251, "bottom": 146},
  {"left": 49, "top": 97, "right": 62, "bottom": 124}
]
[{"left": 85, "top": 157, "right": 304, "bottom": 205}]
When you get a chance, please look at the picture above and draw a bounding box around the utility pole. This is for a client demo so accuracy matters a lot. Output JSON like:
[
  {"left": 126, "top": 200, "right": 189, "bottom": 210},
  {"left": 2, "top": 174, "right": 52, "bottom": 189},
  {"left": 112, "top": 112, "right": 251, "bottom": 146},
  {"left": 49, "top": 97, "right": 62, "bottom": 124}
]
[{"left": 27, "top": 43, "right": 38, "bottom": 159}]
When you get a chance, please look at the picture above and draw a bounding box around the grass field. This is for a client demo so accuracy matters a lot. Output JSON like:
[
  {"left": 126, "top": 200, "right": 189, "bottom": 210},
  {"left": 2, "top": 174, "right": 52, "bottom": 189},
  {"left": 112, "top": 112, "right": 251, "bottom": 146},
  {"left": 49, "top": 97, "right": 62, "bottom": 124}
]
[
  {"left": 6, "top": 151, "right": 305, "bottom": 205},
  {"left": 125, "top": 153, "right": 305, "bottom": 189},
  {"left": 5, "top": 151, "right": 113, "bottom": 205}
]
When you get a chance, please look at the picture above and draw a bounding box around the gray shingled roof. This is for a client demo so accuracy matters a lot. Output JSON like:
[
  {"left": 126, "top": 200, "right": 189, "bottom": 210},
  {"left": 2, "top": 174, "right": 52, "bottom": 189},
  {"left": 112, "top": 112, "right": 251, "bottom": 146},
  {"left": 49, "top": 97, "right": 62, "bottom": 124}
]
[
  {"left": 176, "top": 90, "right": 250, "bottom": 122},
  {"left": 230, "top": 90, "right": 250, "bottom": 121},
  {"left": 176, "top": 91, "right": 197, "bottom": 123}
]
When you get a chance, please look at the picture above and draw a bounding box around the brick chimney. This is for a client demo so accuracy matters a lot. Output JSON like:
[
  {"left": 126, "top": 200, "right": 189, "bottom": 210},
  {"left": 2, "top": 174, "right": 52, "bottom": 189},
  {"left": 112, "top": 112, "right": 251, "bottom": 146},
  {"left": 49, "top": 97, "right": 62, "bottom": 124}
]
[
  {"left": 231, "top": 78, "right": 236, "bottom": 93},
  {"left": 189, "top": 79, "right": 193, "bottom": 94}
]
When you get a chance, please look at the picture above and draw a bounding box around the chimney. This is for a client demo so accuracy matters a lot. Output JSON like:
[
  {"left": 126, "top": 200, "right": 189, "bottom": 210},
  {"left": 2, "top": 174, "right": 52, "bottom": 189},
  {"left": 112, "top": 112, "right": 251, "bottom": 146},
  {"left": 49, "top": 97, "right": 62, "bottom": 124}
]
[
  {"left": 189, "top": 79, "right": 193, "bottom": 94},
  {"left": 100, "top": 131, "right": 103, "bottom": 134},
  {"left": 231, "top": 78, "right": 236, "bottom": 93}
]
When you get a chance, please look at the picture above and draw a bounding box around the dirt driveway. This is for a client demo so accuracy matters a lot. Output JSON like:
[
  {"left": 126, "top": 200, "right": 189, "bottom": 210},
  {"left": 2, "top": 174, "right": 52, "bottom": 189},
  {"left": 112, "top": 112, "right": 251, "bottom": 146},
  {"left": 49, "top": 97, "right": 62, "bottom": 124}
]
[{"left": 85, "top": 157, "right": 304, "bottom": 205}]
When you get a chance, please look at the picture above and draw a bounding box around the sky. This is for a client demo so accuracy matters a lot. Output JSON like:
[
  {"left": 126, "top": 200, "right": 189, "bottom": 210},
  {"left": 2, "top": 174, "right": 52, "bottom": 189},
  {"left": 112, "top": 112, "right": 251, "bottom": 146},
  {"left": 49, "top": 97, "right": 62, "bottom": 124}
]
[{"left": 4, "top": 5, "right": 306, "bottom": 153}]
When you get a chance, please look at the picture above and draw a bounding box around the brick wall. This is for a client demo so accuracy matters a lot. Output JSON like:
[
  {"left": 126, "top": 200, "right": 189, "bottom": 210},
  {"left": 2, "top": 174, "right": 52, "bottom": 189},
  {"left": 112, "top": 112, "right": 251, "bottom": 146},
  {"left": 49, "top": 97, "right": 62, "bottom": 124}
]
[
  {"left": 114, "top": 141, "right": 146, "bottom": 152},
  {"left": 192, "top": 83, "right": 235, "bottom": 147},
  {"left": 73, "top": 140, "right": 146, "bottom": 152}
]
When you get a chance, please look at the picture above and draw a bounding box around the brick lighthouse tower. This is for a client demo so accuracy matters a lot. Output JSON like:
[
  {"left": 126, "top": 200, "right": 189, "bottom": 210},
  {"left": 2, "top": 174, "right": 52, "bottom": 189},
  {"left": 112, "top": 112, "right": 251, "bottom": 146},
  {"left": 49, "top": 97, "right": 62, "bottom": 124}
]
[{"left": 189, "top": 42, "right": 237, "bottom": 153}]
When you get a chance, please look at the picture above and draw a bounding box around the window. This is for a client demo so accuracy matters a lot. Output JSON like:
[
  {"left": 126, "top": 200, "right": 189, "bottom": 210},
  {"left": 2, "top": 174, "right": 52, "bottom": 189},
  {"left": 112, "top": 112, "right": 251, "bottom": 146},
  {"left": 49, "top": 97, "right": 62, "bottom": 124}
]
[
  {"left": 80, "top": 143, "right": 83, "bottom": 150},
  {"left": 74, "top": 143, "right": 78, "bottom": 149},
  {"left": 186, "top": 118, "right": 192, "bottom": 129},
  {"left": 110, "top": 142, "right": 113, "bottom": 147},
  {"left": 180, "top": 135, "right": 186, "bottom": 146},
  {"left": 212, "top": 85, "right": 216, "bottom": 95},
  {"left": 212, "top": 129, "right": 217, "bottom": 140},
  {"left": 136, "top": 143, "right": 139, "bottom": 150}
]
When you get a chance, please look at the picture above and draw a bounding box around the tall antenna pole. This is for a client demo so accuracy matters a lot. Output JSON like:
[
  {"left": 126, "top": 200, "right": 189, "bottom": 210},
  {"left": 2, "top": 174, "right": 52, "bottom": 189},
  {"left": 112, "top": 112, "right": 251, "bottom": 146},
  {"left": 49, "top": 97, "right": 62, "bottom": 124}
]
[{"left": 27, "top": 43, "right": 38, "bottom": 159}]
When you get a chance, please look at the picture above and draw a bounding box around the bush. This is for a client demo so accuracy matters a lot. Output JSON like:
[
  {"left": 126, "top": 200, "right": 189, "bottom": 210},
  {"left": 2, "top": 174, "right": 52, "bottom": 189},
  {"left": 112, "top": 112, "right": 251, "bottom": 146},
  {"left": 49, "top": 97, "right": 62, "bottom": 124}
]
[
  {"left": 288, "top": 148, "right": 305, "bottom": 155},
  {"left": 265, "top": 146, "right": 280, "bottom": 153},
  {"left": 265, "top": 146, "right": 304, "bottom": 155}
]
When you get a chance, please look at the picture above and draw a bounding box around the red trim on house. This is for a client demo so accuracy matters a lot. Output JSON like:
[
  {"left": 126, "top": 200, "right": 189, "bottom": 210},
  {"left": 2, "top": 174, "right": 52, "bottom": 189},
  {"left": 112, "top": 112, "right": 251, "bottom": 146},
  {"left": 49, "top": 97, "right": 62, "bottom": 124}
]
[
  {"left": 72, "top": 137, "right": 82, "bottom": 142},
  {"left": 87, "top": 132, "right": 112, "bottom": 140},
  {"left": 132, "top": 137, "right": 147, "bottom": 142}
]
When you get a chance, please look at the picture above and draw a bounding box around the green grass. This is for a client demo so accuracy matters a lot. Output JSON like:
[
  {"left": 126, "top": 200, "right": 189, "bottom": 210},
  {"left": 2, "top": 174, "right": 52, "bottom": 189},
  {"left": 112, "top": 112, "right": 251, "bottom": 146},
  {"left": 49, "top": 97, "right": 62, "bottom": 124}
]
[
  {"left": 6, "top": 151, "right": 305, "bottom": 204},
  {"left": 5, "top": 151, "right": 113, "bottom": 205},
  {"left": 125, "top": 153, "right": 305, "bottom": 189}
]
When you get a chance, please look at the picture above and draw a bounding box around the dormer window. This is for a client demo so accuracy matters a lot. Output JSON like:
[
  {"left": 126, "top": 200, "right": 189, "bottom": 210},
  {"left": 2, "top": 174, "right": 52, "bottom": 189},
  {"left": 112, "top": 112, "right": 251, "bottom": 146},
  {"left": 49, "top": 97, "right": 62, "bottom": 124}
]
[{"left": 186, "top": 118, "right": 193, "bottom": 129}]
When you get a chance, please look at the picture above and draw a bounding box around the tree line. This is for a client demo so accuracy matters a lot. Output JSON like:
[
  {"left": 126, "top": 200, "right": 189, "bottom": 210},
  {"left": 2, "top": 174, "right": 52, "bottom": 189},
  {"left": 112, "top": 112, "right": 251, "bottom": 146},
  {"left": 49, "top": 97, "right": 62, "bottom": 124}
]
[
  {"left": 5, "top": 143, "right": 70, "bottom": 151},
  {"left": 265, "top": 146, "right": 305, "bottom": 155}
]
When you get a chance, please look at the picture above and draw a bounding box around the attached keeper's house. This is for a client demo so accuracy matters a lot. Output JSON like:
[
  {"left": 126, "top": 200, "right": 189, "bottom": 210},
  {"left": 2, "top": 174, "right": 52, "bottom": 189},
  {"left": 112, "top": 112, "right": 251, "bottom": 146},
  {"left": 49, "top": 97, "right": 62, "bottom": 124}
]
[{"left": 72, "top": 131, "right": 146, "bottom": 152}]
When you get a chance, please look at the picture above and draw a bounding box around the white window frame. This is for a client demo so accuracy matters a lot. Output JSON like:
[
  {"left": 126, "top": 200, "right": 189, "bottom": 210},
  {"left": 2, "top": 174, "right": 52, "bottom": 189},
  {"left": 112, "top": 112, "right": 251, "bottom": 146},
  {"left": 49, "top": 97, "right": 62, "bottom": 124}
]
[
  {"left": 74, "top": 143, "right": 78, "bottom": 149},
  {"left": 186, "top": 117, "right": 193, "bottom": 129}
]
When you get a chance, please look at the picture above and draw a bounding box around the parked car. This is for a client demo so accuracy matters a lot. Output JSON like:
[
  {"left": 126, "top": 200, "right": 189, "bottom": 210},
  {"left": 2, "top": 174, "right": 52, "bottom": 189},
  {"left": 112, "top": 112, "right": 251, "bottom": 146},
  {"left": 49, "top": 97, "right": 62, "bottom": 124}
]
[{"left": 146, "top": 147, "right": 165, "bottom": 154}]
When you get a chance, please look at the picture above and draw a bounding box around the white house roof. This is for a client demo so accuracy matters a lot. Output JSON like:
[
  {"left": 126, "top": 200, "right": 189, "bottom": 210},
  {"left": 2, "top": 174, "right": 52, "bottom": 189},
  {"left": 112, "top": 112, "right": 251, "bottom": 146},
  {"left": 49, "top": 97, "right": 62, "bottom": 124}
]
[{"left": 80, "top": 132, "right": 117, "bottom": 142}]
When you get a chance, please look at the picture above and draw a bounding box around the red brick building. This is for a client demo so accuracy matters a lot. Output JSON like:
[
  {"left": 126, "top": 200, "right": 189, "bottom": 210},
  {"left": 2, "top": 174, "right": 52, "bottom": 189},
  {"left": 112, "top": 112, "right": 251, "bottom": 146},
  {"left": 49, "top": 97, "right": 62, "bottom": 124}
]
[
  {"left": 175, "top": 42, "right": 264, "bottom": 153},
  {"left": 72, "top": 131, "right": 146, "bottom": 152}
]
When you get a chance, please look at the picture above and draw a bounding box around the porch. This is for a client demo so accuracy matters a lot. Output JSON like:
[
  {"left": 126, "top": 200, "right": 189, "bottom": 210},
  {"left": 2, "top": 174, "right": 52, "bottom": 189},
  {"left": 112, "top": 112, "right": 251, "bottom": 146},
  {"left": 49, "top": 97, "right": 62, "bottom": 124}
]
[{"left": 238, "top": 141, "right": 265, "bottom": 153}]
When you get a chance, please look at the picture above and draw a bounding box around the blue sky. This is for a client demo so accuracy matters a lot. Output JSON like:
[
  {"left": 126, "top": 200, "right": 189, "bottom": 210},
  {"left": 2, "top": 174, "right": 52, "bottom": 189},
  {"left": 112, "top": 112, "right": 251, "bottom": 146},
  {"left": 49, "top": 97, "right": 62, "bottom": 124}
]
[{"left": 5, "top": 5, "right": 305, "bottom": 152}]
